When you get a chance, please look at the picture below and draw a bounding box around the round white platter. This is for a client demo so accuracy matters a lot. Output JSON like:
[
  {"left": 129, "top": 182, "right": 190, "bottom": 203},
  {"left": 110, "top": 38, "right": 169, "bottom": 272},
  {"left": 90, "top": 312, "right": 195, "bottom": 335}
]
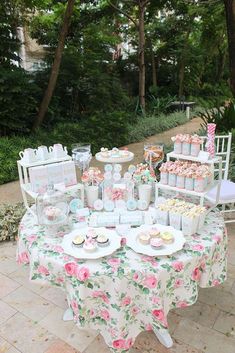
[
  {"left": 95, "top": 151, "right": 134, "bottom": 164},
  {"left": 126, "top": 224, "right": 186, "bottom": 256},
  {"left": 62, "top": 227, "right": 121, "bottom": 259}
]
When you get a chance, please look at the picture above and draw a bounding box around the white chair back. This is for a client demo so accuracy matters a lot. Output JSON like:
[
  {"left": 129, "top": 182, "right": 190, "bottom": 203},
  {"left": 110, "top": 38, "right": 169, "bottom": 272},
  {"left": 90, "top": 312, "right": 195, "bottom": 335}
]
[{"left": 200, "top": 133, "right": 232, "bottom": 180}]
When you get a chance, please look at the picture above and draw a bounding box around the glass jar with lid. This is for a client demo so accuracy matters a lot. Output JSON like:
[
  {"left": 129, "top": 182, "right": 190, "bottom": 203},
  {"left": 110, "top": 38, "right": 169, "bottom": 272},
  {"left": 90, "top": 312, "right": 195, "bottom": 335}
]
[{"left": 36, "top": 183, "right": 70, "bottom": 236}]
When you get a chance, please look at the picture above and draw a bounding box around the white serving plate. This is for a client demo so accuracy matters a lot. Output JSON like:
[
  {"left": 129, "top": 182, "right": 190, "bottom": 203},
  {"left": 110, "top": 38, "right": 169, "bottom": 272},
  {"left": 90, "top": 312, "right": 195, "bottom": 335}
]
[
  {"left": 126, "top": 224, "right": 186, "bottom": 256},
  {"left": 95, "top": 151, "right": 134, "bottom": 164},
  {"left": 62, "top": 227, "right": 121, "bottom": 259}
]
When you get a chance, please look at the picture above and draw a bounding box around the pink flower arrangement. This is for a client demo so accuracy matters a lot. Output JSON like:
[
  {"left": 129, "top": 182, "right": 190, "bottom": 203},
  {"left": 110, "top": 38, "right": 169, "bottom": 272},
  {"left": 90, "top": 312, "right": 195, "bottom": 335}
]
[
  {"left": 152, "top": 309, "right": 166, "bottom": 323},
  {"left": 92, "top": 291, "right": 109, "bottom": 303},
  {"left": 121, "top": 296, "right": 131, "bottom": 306},
  {"left": 64, "top": 262, "right": 78, "bottom": 276},
  {"left": 112, "top": 188, "right": 125, "bottom": 201},
  {"left": 100, "top": 309, "right": 110, "bottom": 321},
  {"left": 17, "top": 251, "right": 29, "bottom": 264},
  {"left": 132, "top": 306, "right": 140, "bottom": 315},
  {"left": 113, "top": 338, "right": 133, "bottom": 350},
  {"left": 38, "top": 265, "right": 49, "bottom": 276},
  {"left": 172, "top": 261, "right": 184, "bottom": 272},
  {"left": 133, "top": 163, "right": 156, "bottom": 184},
  {"left": 77, "top": 267, "right": 90, "bottom": 282},
  {"left": 144, "top": 275, "right": 158, "bottom": 289},
  {"left": 81, "top": 167, "right": 103, "bottom": 186},
  {"left": 177, "top": 301, "right": 188, "bottom": 308},
  {"left": 192, "top": 267, "right": 201, "bottom": 281},
  {"left": 192, "top": 244, "right": 205, "bottom": 251},
  {"left": 174, "top": 278, "right": 184, "bottom": 288}
]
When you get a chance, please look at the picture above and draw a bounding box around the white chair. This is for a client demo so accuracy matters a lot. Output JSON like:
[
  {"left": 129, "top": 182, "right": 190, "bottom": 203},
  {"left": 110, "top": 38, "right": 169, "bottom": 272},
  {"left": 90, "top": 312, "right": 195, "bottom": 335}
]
[{"left": 203, "top": 132, "right": 235, "bottom": 223}]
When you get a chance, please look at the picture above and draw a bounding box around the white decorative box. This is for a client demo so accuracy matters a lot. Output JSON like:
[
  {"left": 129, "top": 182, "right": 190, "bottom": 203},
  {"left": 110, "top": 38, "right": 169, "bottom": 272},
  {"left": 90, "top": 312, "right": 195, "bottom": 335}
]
[
  {"left": 47, "top": 163, "right": 64, "bottom": 185},
  {"left": 62, "top": 161, "right": 77, "bottom": 186},
  {"left": 29, "top": 166, "right": 48, "bottom": 194}
]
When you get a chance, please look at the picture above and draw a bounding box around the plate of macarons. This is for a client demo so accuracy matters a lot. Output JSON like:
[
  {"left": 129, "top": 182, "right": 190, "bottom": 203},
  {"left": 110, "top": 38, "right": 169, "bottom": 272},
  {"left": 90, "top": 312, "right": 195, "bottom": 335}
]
[
  {"left": 62, "top": 227, "right": 121, "bottom": 259},
  {"left": 126, "top": 224, "right": 186, "bottom": 256}
]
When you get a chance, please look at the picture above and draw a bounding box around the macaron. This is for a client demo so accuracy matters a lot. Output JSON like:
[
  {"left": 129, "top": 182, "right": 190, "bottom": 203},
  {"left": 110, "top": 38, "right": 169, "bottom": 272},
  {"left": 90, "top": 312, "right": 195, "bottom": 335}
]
[
  {"left": 150, "top": 238, "right": 164, "bottom": 249},
  {"left": 161, "top": 232, "right": 174, "bottom": 244},
  {"left": 138, "top": 232, "right": 150, "bottom": 245}
]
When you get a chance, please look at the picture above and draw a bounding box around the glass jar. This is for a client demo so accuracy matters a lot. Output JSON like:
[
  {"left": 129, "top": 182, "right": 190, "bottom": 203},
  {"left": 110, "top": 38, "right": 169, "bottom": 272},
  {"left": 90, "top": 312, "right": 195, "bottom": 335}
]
[{"left": 36, "top": 184, "right": 69, "bottom": 236}]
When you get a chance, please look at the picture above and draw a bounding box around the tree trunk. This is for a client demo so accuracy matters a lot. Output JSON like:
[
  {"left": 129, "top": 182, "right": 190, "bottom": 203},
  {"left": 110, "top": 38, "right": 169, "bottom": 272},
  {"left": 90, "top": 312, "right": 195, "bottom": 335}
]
[
  {"left": 178, "top": 29, "right": 190, "bottom": 98},
  {"left": 150, "top": 40, "right": 157, "bottom": 87},
  {"left": 178, "top": 58, "right": 185, "bottom": 97},
  {"left": 224, "top": 0, "right": 235, "bottom": 97},
  {"left": 216, "top": 48, "right": 226, "bottom": 82},
  {"left": 33, "top": 0, "right": 76, "bottom": 130},
  {"left": 138, "top": 3, "right": 146, "bottom": 111}
]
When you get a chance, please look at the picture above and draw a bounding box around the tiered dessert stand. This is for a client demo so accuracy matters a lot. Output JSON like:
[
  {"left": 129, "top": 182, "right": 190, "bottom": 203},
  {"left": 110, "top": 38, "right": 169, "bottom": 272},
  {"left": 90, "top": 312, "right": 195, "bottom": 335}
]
[{"left": 155, "top": 151, "right": 222, "bottom": 207}]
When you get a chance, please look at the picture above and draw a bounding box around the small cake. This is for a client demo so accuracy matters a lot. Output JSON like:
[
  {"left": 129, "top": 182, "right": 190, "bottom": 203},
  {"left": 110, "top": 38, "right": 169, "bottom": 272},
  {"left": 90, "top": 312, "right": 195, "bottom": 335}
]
[
  {"left": 83, "top": 238, "right": 97, "bottom": 253},
  {"left": 150, "top": 238, "right": 163, "bottom": 249},
  {"left": 111, "top": 147, "right": 120, "bottom": 157},
  {"left": 161, "top": 231, "right": 174, "bottom": 244},
  {"left": 86, "top": 229, "right": 98, "bottom": 240},
  {"left": 44, "top": 206, "right": 62, "bottom": 221},
  {"left": 138, "top": 232, "right": 150, "bottom": 245},
  {"left": 100, "top": 147, "right": 109, "bottom": 158},
  {"left": 121, "top": 148, "right": 130, "bottom": 157},
  {"left": 97, "top": 234, "right": 110, "bottom": 247},
  {"left": 149, "top": 228, "right": 160, "bottom": 238},
  {"left": 72, "top": 235, "right": 85, "bottom": 247}
]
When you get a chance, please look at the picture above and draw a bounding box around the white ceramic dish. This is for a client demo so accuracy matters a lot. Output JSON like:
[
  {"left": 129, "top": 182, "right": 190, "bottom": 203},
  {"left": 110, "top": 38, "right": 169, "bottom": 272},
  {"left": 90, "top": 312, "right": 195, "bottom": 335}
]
[
  {"left": 62, "top": 227, "right": 121, "bottom": 259},
  {"left": 126, "top": 224, "right": 186, "bottom": 256},
  {"left": 95, "top": 151, "right": 134, "bottom": 164}
]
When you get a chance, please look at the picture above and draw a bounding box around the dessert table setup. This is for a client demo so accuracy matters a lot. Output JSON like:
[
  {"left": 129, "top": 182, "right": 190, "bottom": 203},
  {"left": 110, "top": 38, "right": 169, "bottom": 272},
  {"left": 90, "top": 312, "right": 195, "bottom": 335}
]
[{"left": 16, "top": 125, "right": 228, "bottom": 353}]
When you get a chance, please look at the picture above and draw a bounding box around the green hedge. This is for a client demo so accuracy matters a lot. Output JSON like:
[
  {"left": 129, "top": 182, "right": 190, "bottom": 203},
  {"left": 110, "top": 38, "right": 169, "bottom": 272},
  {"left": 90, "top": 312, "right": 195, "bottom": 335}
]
[{"left": 0, "top": 110, "right": 188, "bottom": 185}]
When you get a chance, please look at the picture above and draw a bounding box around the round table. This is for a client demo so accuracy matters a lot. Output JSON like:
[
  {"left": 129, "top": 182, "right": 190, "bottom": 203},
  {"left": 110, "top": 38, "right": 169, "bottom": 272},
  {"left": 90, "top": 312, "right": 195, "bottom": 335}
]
[{"left": 17, "top": 210, "right": 227, "bottom": 353}]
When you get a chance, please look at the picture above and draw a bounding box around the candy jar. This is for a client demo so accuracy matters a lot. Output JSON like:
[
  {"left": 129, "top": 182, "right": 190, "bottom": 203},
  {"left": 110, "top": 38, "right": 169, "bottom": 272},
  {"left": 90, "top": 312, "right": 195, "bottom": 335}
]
[{"left": 36, "top": 183, "right": 70, "bottom": 237}]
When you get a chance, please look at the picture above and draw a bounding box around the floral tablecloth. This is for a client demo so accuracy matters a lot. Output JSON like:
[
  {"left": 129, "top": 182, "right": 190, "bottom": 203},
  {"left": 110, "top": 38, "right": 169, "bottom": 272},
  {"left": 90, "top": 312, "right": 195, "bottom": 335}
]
[{"left": 17, "top": 210, "right": 227, "bottom": 353}]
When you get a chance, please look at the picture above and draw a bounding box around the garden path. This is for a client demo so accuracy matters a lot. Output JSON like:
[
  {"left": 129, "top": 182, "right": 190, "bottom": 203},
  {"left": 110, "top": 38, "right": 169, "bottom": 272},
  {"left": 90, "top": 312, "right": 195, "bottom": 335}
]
[{"left": 0, "top": 116, "right": 202, "bottom": 205}]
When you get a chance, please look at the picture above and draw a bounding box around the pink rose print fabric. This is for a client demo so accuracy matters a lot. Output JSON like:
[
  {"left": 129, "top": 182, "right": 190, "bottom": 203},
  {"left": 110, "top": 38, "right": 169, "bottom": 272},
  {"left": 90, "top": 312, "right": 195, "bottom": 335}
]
[{"left": 17, "top": 209, "right": 227, "bottom": 352}]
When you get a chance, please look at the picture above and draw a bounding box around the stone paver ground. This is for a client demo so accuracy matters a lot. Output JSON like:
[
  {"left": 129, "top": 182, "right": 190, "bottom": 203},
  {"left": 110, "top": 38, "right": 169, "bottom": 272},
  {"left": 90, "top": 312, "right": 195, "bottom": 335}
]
[
  {"left": 0, "top": 117, "right": 202, "bottom": 205},
  {"left": 0, "top": 225, "right": 234, "bottom": 353},
  {"left": 1, "top": 116, "right": 235, "bottom": 353}
]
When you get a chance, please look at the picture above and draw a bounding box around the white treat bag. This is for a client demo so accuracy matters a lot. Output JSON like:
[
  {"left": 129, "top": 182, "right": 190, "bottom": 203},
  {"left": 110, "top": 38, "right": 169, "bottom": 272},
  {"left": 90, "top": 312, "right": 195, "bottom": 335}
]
[
  {"left": 155, "top": 208, "right": 169, "bottom": 225},
  {"left": 198, "top": 211, "right": 207, "bottom": 230},
  {"left": 169, "top": 211, "right": 181, "bottom": 230},
  {"left": 182, "top": 215, "right": 198, "bottom": 236}
]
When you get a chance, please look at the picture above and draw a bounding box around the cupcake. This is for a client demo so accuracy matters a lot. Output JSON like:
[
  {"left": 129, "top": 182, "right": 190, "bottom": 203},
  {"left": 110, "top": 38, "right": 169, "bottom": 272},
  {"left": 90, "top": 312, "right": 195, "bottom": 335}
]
[
  {"left": 97, "top": 234, "right": 110, "bottom": 247},
  {"left": 86, "top": 229, "right": 98, "bottom": 240},
  {"left": 83, "top": 238, "right": 97, "bottom": 252},
  {"left": 111, "top": 147, "right": 120, "bottom": 157},
  {"left": 72, "top": 235, "right": 85, "bottom": 247},
  {"left": 149, "top": 228, "right": 160, "bottom": 238},
  {"left": 100, "top": 147, "right": 109, "bottom": 158},
  {"left": 44, "top": 206, "right": 62, "bottom": 221},
  {"left": 138, "top": 232, "right": 150, "bottom": 245},
  {"left": 161, "top": 232, "right": 174, "bottom": 244},
  {"left": 150, "top": 238, "right": 163, "bottom": 249}
]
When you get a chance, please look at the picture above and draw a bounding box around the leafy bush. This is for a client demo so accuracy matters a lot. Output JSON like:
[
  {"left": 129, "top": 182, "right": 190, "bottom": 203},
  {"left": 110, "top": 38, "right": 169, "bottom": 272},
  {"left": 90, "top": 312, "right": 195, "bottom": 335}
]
[
  {"left": 199, "top": 100, "right": 235, "bottom": 133},
  {"left": 0, "top": 110, "right": 187, "bottom": 185},
  {"left": 0, "top": 67, "right": 40, "bottom": 135},
  {"left": 0, "top": 203, "right": 25, "bottom": 242},
  {"left": 128, "top": 111, "right": 188, "bottom": 143},
  {"left": 147, "top": 94, "right": 176, "bottom": 116}
]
